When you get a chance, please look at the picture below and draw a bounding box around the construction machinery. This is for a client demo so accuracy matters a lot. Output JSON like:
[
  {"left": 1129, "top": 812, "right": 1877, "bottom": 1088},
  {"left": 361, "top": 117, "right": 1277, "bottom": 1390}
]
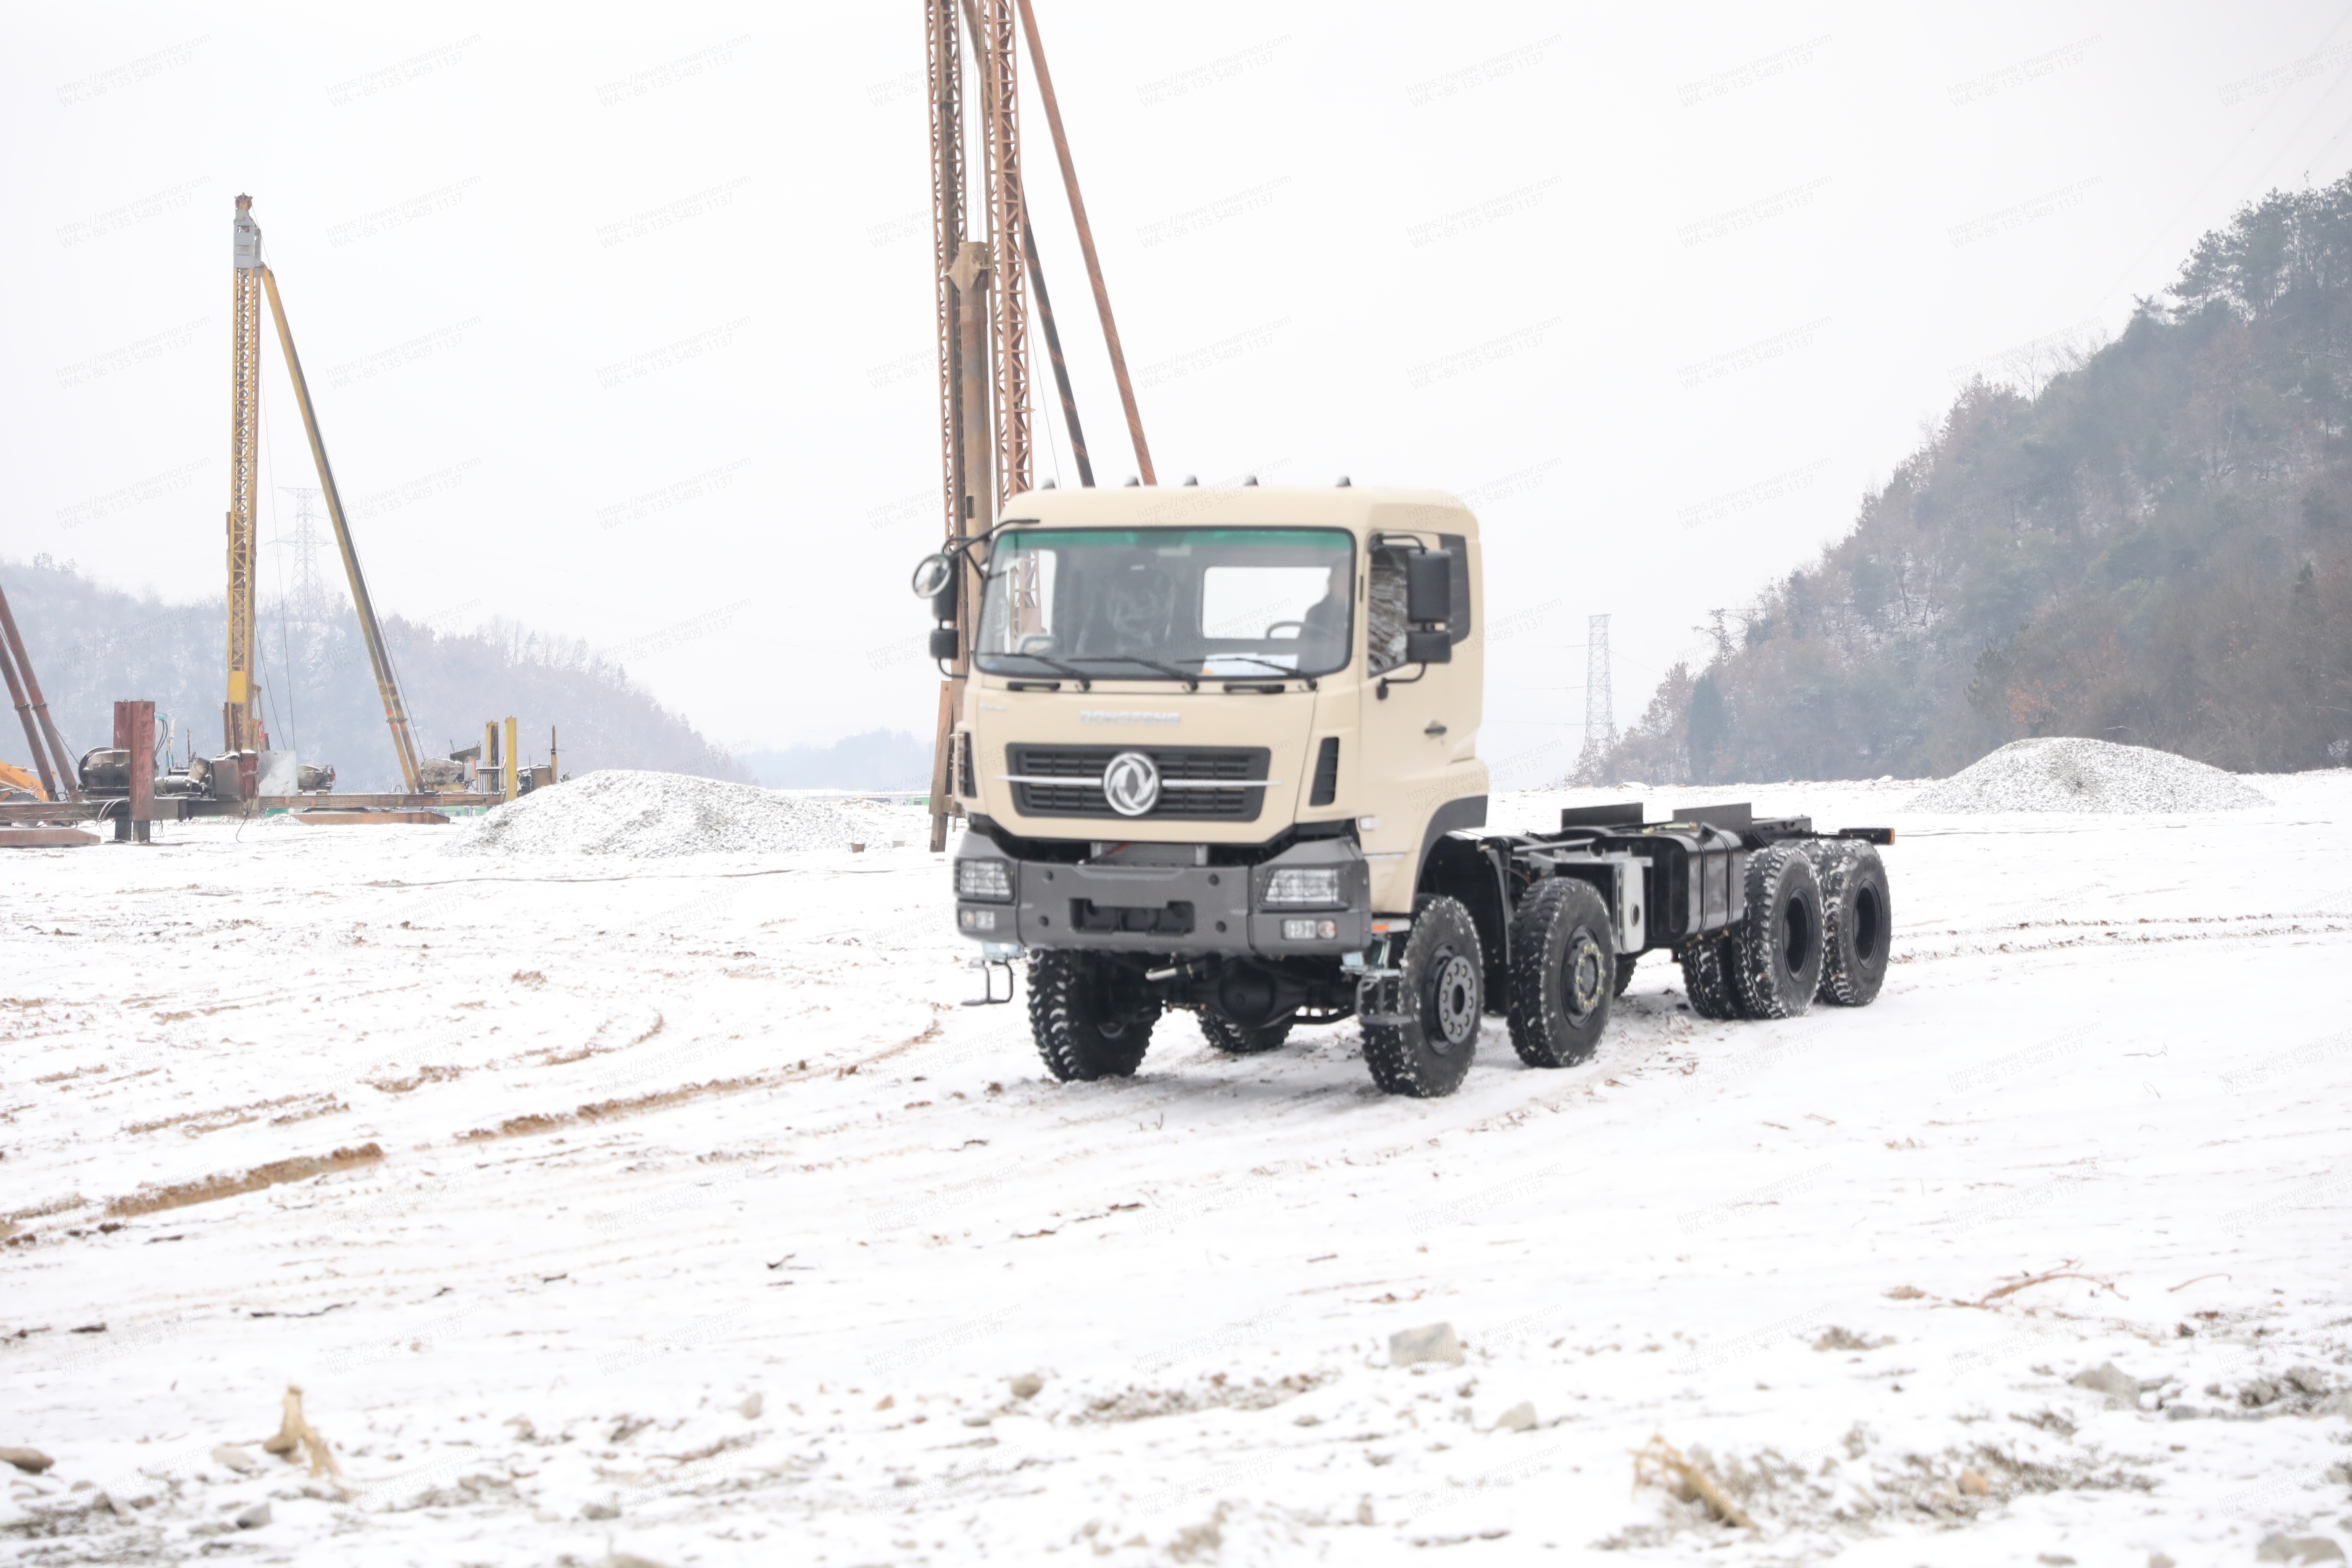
[
  {"left": 2, "top": 196, "right": 556, "bottom": 835},
  {"left": 922, "top": 0, "right": 1155, "bottom": 852},
  {"left": 24, "top": 710, "right": 543, "bottom": 836},
  {"left": 225, "top": 194, "right": 425, "bottom": 794},
  {"left": 903, "top": 8, "right": 1893, "bottom": 1096},
  {"left": 915, "top": 488, "right": 1896, "bottom": 1097},
  {"left": 0, "top": 573, "right": 78, "bottom": 806}
]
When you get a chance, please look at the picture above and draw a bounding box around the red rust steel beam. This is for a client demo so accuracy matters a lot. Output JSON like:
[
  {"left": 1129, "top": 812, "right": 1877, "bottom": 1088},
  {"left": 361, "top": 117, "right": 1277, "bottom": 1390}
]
[
  {"left": 927, "top": 0, "right": 968, "bottom": 853},
  {"left": 1016, "top": 0, "right": 1154, "bottom": 485},
  {"left": 113, "top": 700, "right": 154, "bottom": 843},
  {"left": 0, "top": 827, "right": 101, "bottom": 847},
  {"left": 934, "top": 241, "right": 993, "bottom": 854},
  {"left": 962, "top": 0, "right": 1083, "bottom": 482},
  {"left": 167, "top": 792, "right": 503, "bottom": 818},
  {"left": 0, "top": 800, "right": 110, "bottom": 825},
  {"left": 0, "top": 575, "right": 77, "bottom": 798},
  {"left": 0, "top": 611, "right": 57, "bottom": 801},
  {"left": 929, "top": 0, "right": 966, "bottom": 544},
  {"left": 976, "top": 0, "right": 1032, "bottom": 505}
]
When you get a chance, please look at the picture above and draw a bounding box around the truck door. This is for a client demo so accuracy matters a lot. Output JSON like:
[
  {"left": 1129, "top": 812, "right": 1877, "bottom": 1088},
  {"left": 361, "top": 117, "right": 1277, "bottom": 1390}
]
[{"left": 1356, "top": 531, "right": 1482, "bottom": 910}]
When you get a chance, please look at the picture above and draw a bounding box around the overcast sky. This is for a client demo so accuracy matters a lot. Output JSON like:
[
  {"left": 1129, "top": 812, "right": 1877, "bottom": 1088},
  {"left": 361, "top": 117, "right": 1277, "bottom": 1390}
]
[{"left": 7, "top": 2, "right": 2351, "bottom": 780}]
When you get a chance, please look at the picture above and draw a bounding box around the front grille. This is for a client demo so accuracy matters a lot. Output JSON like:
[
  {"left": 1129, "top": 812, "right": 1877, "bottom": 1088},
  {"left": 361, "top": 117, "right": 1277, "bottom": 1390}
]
[
  {"left": 1071, "top": 898, "right": 1196, "bottom": 936},
  {"left": 1006, "top": 744, "right": 1270, "bottom": 821}
]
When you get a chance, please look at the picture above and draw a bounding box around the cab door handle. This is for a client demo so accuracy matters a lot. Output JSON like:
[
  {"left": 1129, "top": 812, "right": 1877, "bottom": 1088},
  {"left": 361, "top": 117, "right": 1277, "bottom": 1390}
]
[{"left": 1424, "top": 721, "right": 1447, "bottom": 737}]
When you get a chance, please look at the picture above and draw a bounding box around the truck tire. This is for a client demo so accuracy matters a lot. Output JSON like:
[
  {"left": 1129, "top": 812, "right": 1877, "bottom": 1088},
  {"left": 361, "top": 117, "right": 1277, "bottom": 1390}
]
[
  {"left": 1674, "top": 934, "right": 1745, "bottom": 1020},
  {"left": 1614, "top": 953, "right": 1639, "bottom": 998},
  {"left": 1028, "top": 950, "right": 1159, "bottom": 1081},
  {"left": 1728, "top": 843, "right": 1823, "bottom": 1020},
  {"left": 1362, "top": 894, "right": 1483, "bottom": 1098},
  {"left": 1505, "top": 878, "right": 1615, "bottom": 1069},
  {"left": 1199, "top": 1012, "right": 1293, "bottom": 1055},
  {"left": 1815, "top": 842, "right": 1891, "bottom": 1007}
]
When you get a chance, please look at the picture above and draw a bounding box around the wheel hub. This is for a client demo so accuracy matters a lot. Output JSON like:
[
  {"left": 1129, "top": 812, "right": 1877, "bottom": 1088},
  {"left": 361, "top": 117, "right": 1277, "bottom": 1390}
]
[
  {"left": 1566, "top": 933, "right": 1604, "bottom": 1017},
  {"left": 1430, "top": 952, "right": 1478, "bottom": 1049}
]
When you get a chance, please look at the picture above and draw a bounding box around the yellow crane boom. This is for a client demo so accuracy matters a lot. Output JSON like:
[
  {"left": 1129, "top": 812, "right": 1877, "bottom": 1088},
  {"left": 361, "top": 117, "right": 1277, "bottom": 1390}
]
[
  {"left": 226, "top": 196, "right": 264, "bottom": 752},
  {"left": 227, "top": 195, "right": 425, "bottom": 794}
]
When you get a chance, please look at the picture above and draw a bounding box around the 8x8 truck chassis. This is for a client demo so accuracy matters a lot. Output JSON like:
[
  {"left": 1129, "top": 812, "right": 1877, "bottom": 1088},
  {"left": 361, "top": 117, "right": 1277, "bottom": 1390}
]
[{"left": 915, "top": 484, "right": 1892, "bottom": 1098}]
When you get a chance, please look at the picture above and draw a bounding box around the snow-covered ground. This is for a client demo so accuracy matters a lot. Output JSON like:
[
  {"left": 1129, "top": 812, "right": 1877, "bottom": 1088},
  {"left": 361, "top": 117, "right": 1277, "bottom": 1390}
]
[{"left": 4, "top": 776, "right": 2350, "bottom": 1567}]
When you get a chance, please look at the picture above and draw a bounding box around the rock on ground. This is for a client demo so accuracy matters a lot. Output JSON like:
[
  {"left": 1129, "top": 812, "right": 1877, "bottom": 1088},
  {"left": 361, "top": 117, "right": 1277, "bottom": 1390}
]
[{"left": 1390, "top": 1323, "right": 1464, "bottom": 1367}]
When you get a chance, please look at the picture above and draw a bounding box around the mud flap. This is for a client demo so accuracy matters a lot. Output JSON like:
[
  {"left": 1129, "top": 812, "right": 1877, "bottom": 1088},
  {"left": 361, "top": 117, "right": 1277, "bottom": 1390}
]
[{"left": 1354, "top": 969, "right": 1407, "bottom": 1027}]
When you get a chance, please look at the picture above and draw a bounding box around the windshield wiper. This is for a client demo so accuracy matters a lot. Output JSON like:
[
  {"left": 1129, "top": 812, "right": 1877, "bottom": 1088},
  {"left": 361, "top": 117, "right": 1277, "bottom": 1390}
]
[
  {"left": 1063, "top": 655, "right": 1200, "bottom": 691},
  {"left": 986, "top": 652, "right": 1092, "bottom": 690},
  {"left": 1177, "top": 653, "right": 1317, "bottom": 690}
]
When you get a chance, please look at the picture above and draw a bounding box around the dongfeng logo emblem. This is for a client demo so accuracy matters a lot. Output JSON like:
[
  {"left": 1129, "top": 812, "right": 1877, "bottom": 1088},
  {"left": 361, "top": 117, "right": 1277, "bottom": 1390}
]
[{"left": 1101, "top": 750, "right": 1161, "bottom": 817}]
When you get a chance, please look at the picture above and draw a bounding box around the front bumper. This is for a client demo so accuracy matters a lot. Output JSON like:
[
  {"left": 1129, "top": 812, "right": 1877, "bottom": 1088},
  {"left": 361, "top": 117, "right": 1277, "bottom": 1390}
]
[{"left": 951, "top": 833, "right": 1370, "bottom": 957}]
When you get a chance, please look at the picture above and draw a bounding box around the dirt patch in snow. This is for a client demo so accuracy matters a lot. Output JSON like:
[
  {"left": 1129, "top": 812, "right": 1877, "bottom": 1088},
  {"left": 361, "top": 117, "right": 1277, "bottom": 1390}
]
[
  {"left": 453, "top": 1073, "right": 779, "bottom": 1143},
  {"left": 447, "top": 770, "right": 856, "bottom": 858},
  {"left": 106, "top": 1143, "right": 384, "bottom": 1218},
  {"left": 122, "top": 1091, "right": 344, "bottom": 1138},
  {"left": 1597, "top": 1428, "right": 2161, "bottom": 1552},
  {"left": 1909, "top": 737, "right": 2269, "bottom": 814},
  {"left": 1066, "top": 1372, "right": 1331, "bottom": 1424}
]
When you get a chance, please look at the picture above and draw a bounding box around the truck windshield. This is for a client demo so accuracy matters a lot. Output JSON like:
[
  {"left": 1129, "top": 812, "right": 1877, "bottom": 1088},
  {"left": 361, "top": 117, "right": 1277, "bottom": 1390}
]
[{"left": 975, "top": 527, "right": 1356, "bottom": 680}]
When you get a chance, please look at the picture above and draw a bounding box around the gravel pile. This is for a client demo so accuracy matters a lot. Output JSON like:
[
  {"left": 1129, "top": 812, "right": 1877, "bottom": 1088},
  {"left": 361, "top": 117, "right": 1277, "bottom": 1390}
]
[
  {"left": 447, "top": 769, "right": 858, "bottom": 858},
  {"left": 1909, "top": 737, "right": 2269, "bottom": 814}
]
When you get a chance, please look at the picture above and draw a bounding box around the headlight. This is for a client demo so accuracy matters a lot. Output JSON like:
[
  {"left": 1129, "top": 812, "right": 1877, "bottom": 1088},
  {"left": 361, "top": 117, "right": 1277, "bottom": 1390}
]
[
  {"left": 1262, "top": 867, "right": 1344, "bottom": 908},
  {"left": 955, "top": 858, "right": 1014, "bottom": 903},
  {"left": 1281, "top": 918, "right": 1339, "bottom": 941}
]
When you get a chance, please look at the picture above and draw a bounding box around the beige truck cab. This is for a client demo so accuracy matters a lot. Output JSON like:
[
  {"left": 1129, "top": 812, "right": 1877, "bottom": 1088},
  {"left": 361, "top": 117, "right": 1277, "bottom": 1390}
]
[{"left": 915, "top": 482, "right": 1893, "bottom": 1097}]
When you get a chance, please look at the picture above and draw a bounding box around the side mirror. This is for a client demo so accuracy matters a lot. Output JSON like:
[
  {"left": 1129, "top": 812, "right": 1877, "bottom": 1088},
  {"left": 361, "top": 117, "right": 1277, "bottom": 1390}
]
[
  {"left": 1405, "top": 549, "right": 1453, "bottom": 624},
  {"left": 928, "top": 627, "right": 960, "bottom": 660},
  {"left": 1405, "top": 628, "right": 1452, "bottom": 665},
  {"left": 910, "top": 553, "right": 954, "bottom": 599},
  {"left": 931, "top": 578, "right": 958, "bottom": 622}
]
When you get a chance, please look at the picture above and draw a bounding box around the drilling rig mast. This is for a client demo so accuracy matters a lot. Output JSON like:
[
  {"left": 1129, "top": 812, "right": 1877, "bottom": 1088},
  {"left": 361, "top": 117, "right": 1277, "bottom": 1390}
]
[
  {"left": 227, "top": 195, "right": 426, "bottom": 793},
  {"left": 225, "top": 196, "right": 266, "bottom": 753},
  {"left": 922, "top": 1, "right": 1154, "bottom": 848}
]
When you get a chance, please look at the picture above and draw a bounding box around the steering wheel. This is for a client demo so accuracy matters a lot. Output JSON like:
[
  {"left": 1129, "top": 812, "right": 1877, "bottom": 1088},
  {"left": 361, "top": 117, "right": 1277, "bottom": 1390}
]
[
  {"left": 1017, "top": 632, "right": 1057, "bottom": 654},
  {"left": 1264, "top": 620, "right": 1305, "bottom": 640}
]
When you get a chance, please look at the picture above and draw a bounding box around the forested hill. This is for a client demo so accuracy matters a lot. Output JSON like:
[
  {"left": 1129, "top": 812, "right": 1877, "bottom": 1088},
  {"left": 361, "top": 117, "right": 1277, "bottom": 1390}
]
[
  {"left": 0, "top": 556, "right": 744, "bottom": 792},
  {"left": 1601, "top": 174, "right": 2352, "bottom": 785}
]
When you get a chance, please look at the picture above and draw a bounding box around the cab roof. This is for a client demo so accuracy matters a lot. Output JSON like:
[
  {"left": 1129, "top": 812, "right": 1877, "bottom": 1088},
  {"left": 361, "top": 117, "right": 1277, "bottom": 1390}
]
[{"left": 994, "top": 483, "right": 1478, "bottom": 537}]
